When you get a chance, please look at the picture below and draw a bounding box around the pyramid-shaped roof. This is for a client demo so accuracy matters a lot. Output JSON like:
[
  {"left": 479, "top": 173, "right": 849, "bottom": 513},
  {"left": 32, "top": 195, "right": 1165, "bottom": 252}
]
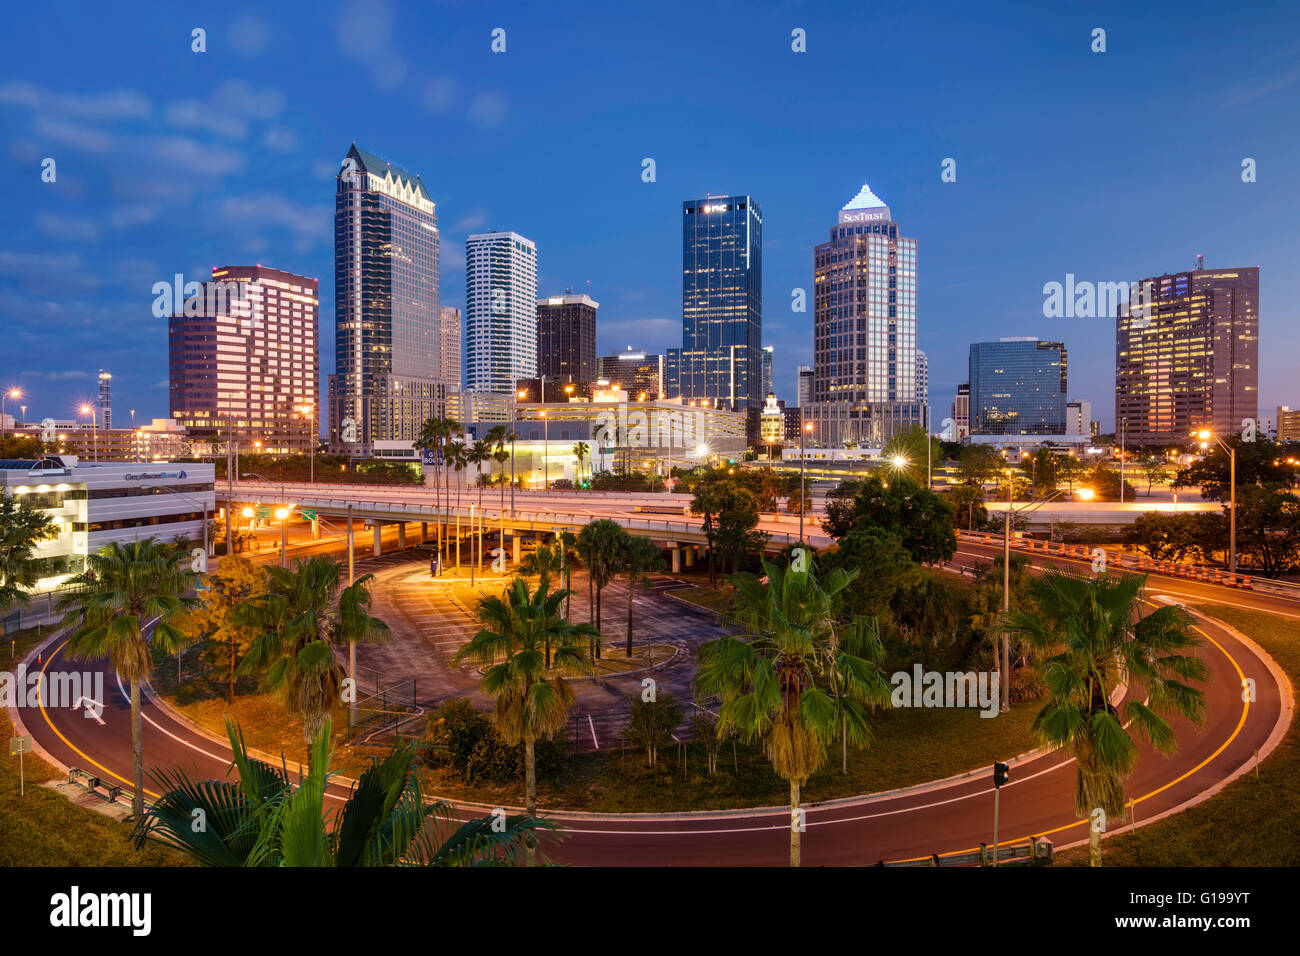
[
  {"left": 843, "top": 183, "right": 887, "bottom": 210},
  {"left": 343, "top": 143, "right": 432, "bottom": 202}
]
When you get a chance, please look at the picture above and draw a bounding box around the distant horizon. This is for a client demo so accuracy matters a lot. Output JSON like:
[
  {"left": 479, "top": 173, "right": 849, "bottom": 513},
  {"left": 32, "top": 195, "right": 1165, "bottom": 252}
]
[{"left": 3, "top": 1, "right": 1296, "bottom": 433}]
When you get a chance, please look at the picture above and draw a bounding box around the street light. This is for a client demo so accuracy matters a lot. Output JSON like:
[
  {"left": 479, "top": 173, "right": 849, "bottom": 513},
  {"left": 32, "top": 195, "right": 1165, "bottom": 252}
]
[
  {"left": 243, "top": 472, "right": 290, "bottom": 567},
  {"left": 297, "top": 404, "right": 316, "bottom": 483},
  {"left": 1195, "top": 428, "right": 1237, "bottom": 574},
  {"left": 2, "top": 387, "right": 21, "bottom": 438},
  {"left": 541, "top": 409, "right": 549, "bottom": 491},
  {"left": 800, "top": 421, "right": 814, "bottom": 545},
  {"left": 78, "top": 404, "right": 97, "bottom": 462}
]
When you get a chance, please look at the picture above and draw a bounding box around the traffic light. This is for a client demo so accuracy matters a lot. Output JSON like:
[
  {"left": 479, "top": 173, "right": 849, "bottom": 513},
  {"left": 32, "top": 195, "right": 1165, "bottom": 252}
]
[{"left": 993, "top": 761, "right": 1009, "bottom": 788}]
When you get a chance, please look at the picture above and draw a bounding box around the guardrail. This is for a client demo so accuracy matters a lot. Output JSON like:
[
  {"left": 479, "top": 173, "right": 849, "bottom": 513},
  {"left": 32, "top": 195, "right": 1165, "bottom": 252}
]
[
  {"left": 67, "top": 766, "right": 128, "bottom": 806},
  {"left": 878, "top": 836, "right": 1052, "bottom": 867}
]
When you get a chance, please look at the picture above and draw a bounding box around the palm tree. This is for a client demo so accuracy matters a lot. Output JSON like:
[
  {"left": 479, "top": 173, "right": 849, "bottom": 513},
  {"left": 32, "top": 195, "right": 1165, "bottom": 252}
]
[
  {"left": 694, "top": 556, "right": 892, "bottom": 866},
  {"left": 453, "top": 577, "right": 597, "bottom": 863},
  {"left": 0, "top": 493, "right": 58, "bottom": 614},
  {"left": 232, "top": 556, "right": 389, "bottom": 757},
  {"left": 572, "top": 441, "right": 590, "bottom": 486},
  {"left": 485, "top": 424, "right": 510, "bottom": 509},
  {"left": 1002, "top": 570, "right": 1207, "bottom": 866},
  {"left": 518, "top": 539, "right": 565, "bottom": 667},
  {"left": 57, "top": 538, "right": 196, "bottom": 819},
  {"left": 575, "top": 519, "right": 628, "bottom": 658},
  {"left": 620, "top": 535, "right": 663, "bottom": 657},
  {"left": 133, "top": 717, "right": 553, "bottom": 866},
  {"left": 557, "top": 529, "right": 580, "bottom": 618},
  {"left": 447, "top": 438, "right": 468, "bottom": 563}
]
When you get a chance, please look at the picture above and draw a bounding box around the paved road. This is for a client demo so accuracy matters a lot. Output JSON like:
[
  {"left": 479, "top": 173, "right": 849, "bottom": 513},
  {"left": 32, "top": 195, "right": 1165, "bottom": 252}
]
[{"left": 16, "top": 545, "right": 1291, "bottom": 866}]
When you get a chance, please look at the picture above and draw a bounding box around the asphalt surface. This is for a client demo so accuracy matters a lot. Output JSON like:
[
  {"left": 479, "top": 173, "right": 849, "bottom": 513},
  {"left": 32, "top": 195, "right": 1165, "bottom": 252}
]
[{"left": 15, "top": 538, "right": 1292, "bottom": 866}]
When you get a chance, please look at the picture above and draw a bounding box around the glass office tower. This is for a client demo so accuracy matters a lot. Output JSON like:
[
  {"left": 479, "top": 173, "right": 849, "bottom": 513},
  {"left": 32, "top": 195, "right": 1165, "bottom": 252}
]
[
  {"left": 330, "top": 143, "right": 442, "bottom": 455},
  {"left": 666, "top": 195, "right": 763, "bottom": 419},
  {"left": 968, "top": 337, "right": 1068, "bottom": 435}
]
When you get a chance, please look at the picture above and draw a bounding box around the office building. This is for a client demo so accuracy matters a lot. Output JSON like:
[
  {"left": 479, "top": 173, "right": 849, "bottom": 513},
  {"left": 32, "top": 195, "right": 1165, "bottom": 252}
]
[
  {"left": 330, "top": 144, "right": 443, "bottom": 456},
  {"left": 796, "top": 365, "right": 813, "bottom": 407},
  {"left": 915, "top": 351, "right": 928, "bottom": 406},
  {"left": 465, "top": 231, "right": 539, "bottom": 394},
  {"left": 952, "top": 383, "right": 970, "bottom": 440},
  {"left": 1066, "top": 399, "right": 1093, "bottom": 437},
  {"left": 761, "top": 345, "right": 774, "bottom": 399},
  {"left": 97, "top": 370, "right": 112, "bottom": 430},
  {"left": 537, "top": 293, "right": 598, "bottom": 385},
  {"left": 968, "top": 338, "right": 1067, "bottom": 435},
  {"left": 665, "top": 195, "right": 763, "bottom": 420},
  {"left": 170, "top": 264, "right": 319, "bottom": 455},
  {"left": 0, "top": 456, "right": 215, "bottom": 594},
  {"left": 597, "top": 348, "right": 664, "bottom": 397},
  {"left": 1116, "top": 266, "right": 1259, "bottom": 444},
  {"left": 804, "top": 184, "right": 922, "bottom": 446},
  {"left": 1277, "top": 406, "right": 1300, "bottom": 442},
  {"left": 440, "top": 306, "right": 462, "bottom": 390}
]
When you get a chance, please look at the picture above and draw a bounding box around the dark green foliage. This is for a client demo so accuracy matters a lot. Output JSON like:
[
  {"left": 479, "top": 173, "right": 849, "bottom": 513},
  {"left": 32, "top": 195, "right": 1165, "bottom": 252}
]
[{"left": 426, "top": 699, "right": 566, "bottom": 784}]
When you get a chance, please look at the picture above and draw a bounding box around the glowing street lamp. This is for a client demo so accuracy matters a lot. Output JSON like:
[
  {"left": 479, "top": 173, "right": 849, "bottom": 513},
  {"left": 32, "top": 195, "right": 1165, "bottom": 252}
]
[
  {"left": 2, "top": 387, "right": 21, "bottom": 438},
  {"left": 1075, "top": 487, "right": 1096, "bottom": 501},
  {"left": 79, "top": 403, "right": 98, "bottom": 462}
]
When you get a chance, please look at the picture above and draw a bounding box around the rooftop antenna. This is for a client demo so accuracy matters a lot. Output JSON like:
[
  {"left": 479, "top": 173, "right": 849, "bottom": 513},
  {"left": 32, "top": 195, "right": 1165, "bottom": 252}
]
[{"left": 1196, "top": 253, "right": 1204, "bottom": 270}]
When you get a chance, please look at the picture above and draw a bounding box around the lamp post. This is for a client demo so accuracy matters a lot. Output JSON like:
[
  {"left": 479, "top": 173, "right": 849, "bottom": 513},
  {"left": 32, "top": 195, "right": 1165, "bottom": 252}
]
[
  {"left": 799, "top": 421, "right": 813, "bottom": 545},
  {"left": 1196, "top": 429, "right": 1237, "bottom": 574},
  {"left": 242, "top": 472, "right": 289, "bottom": 567},
  {"left": 2, "top": 387, "right": 21, "bottom": 438},
  {"left": 1119, "top": 418, "right": 1126, "bottom": 504},
  {"left": 514, "top": 389, "right": 526, "bottom": 515},
  {"left": 541, "top": 410, "right": 549, "bottom": 491},
  {"left": 297, "top": 404, "right": 316, "bottom": 483},
  {"left": 79, "top": 404, "right": 97, "bottom": 462}
]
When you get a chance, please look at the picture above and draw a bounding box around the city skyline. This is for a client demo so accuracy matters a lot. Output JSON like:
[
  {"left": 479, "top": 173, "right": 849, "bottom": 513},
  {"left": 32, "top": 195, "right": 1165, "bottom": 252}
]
[{"left": 3, "top": 2, "right": 1298, "bottom": 431}]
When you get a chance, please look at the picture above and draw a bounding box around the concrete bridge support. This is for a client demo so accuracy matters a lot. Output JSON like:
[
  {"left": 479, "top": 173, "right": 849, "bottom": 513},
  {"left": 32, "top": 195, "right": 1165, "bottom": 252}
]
[{"left": 372, "top": 523, "right": 382, "bottom": 557}]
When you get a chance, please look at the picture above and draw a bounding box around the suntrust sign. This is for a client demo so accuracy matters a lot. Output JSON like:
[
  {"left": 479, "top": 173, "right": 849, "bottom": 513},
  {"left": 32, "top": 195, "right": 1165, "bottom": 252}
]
[
  {"left": 123, "top": 471, "right": 187, "bottom": 480},
  {"left": 838, "top": 207, "right": 891, "bottom": 224}
]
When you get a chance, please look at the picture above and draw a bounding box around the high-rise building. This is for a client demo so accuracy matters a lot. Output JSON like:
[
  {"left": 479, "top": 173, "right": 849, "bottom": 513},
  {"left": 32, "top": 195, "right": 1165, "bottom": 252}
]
[
  {"left": 170, "top": 265, "right": 319, "bottom": 454},
  {"left": 330, "top": 144, "right": 443, "bottom": 456},
  {"left": 1066, "top": 399, "right": 1093, "bottom": 437},
  {"left": 952, "top": 383, "right": 970, "bottom": 440},
  {"left": 666, "top": 195, "right": 763, "bottom": 420},
  {"left": 761, "top": 345, "right": 774, "bottom": 399},
  {"left": 537, "top": 293, "right": 598, "bottom": 384},
  {"left": 796, "top": 365, "right": 813, "bottom": 407},
  {"left": 1116, "top": 266, "right": 1259, "bottom": 445},
  {"left": 968, "top": 337, "right": 1067, "bottom": 435},
  {"left": 1276, "top": 406, "right": 1300, "bottom": 442},
  {"left": 915, "top": 350, "right": 929, "bottom": 405},
  {"left": 804, "top": 184, "right": 921, "bottom": 445},
  {"left": 597, "top": 348, "right": 664, "bottom": 397},
  {"left": 465, "top": 231, "right": 538, "bottom": 394},
  {"left": 97, "top": 370, "right": 112, "bottom": 430},
  {"left": 440, "top": 306, "right": 462, "bottom": 390}
]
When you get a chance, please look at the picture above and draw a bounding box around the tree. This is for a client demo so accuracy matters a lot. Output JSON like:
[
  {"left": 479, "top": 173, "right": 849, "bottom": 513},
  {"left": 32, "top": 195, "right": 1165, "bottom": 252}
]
[
  {"left": 1018, "top": 447, "right": 1059, "bottom": 496},
  {"left": 945, "top": 483, "right": 987, "bottom": 531},
  {"left": 969, "top": 553, "right": 1032, "bottom": 692},
  {"left": 1085, "top": 463, "right": 1134, "bottom": 502},
  {"left": 0, "top": 435, "right": 46, "bottom": 459},
  {"left": 1234, "top": 484, "right": 1300, "bottom": 578},
  {"left": 1056, "top": 454, "right": 1086, "bottom": 494},
  {"left": 1123, "top": 512, "right": 1199, "bottom": 563},
  {"left": 695, "top": 557, "right": 892, "bottom": 866},
  {"left": 1139, "top": 452, "right": 1169, "bottom": 497},
  {"left": 626, "top": 692, "right": 681, "bottom": 767},
  {"left": 713, "top": 485, "right": 768, "bottom": 574},
  {"left": 1002, "top": 570, "right": 1208, "bottom": 866},
  {"left": 453, "top": 576, "right": 596, "bottom": 862},
  {"left": 134, "top": 717, "right": 552, "bottom": 866},
  {"left": 58, "top": 538, "right": 195, "bottom": 818},
  {"left": 181, "top": 554, "right": 267, "bottom": 703},
  {"left": 957, "top": 444, "right": 1004, "bottom": 486},
  {"left": 1174, "top": 436, "right": 1296, "bottom": 501},
  {"left": 880, "top": 424, "right": 942, "bottom": 483},
  {"left": 233, "top": 556, "right": 389, "bottom": 755},
  {"left": 825, "top": 526, "right": 921, "bottom": 625},
  {"left": 0, "top": 492, "right": 58, "bottom": 614},
  {"left": 821, "top": 474, "right": 956, "bottom": 565},
  {"left": 575, "top": 519, "right": 628, "bottom": 655},
  {"left": 620, "top": 535, "right": 664, "bottom": 657},
  {"left": 572, "top": 441, "right": 590, "bottom": 485}
]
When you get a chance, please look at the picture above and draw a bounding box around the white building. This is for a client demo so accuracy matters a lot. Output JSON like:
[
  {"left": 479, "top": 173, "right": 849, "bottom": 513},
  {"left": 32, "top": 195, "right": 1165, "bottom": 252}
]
[
  {"left": 465, "top": 231, "right": 538, "bottom": 394},
  {"left": 915, "top": 350, "right": 929, "bottom": 405},
  {"left": 1066, "top": 399, "right": 1093, "bottom": 437},
  {"left": 0, "top": 456, "right": 215, "bottom": 594}
]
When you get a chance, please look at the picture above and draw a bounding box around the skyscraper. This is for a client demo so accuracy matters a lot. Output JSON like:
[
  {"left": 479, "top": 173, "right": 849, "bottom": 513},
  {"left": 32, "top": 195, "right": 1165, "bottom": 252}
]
[
  {"left": 952, "top": 383, "right": 970, "bottom": 440},
  {"left": 968, "top": 337, "right": 1067, "bottom": 435},
  {"left": 537, "top": 293, "right": 598, "bottom": 384},
  {"left": 804, "top": 184, "right": 921, "bottom": 445},
  {"left": 796, "top": 365, "right": 813, "bottom": 407},
  {"left": 1116, "top": 266, "right": 1259, "bottom": 444},
  {"left": 97, "top": 370, "right": 112, "bottom": 430},
  {"left": 170, "top": 265, "right": 319, "bottom": 454},
  {"left": 915, "top": 350, "right": 929, "bottom": 406},
  {"left": 330, "top": 144, "right": 442, "bottom": 455},
  {"left": 761, "top": 345, "right": 774, "bottom": 399},
  {"left": 597, "top": 348, "right": 664, "bottom": 397},
  {"left": 666, "top": 194, "right": 763, "bottom": 421},
  {"left": 440, "top": 306, "right": 462, "bottom": 391},
  {"left": 465, "top": 231, "right": 538, "bottom": 394}
]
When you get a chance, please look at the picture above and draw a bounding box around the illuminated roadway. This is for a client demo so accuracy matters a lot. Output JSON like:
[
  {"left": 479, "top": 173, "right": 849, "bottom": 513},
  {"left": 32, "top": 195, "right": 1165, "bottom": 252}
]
[{"left": 14, "top": 490, "right": 1294, "bottom": 866}]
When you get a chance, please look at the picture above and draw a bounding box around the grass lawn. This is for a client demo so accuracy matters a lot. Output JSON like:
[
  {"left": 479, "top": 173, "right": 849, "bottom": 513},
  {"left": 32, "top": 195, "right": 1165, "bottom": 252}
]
[
  {"left": 1057, "top": 602, "right": 1300, "bottom": 866},
  {"left": 0, "top": 706, "right": 187, "bottom": 867},
  {"left": 421, "top": 695, "right": 1039, "bottom": 813}
]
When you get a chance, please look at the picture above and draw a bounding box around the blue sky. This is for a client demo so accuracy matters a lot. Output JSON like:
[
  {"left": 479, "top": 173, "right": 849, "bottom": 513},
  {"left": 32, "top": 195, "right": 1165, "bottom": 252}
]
[{"left": 3, "top": 0, "right": 1298, "bottom": 431}]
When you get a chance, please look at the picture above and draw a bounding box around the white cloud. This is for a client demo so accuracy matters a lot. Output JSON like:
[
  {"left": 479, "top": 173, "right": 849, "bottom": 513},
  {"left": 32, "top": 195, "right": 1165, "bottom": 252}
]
[
  {"left": 165, "top": 101, "right": 249, "bottom": 139},
  {"left": 228, "top": 15, "right": 270, "bottom": 57},
  {"left": 0, "top": 81, "right": 150, "bottom": 121},
  {"left": 219, "top": 195, "right": 330, "bottom": 246},
  {"left": 34, "top": 117, "right": 113, "bottom": 153},
  {"left": 264, "top": 126, "right": 297, "bottom": 153},
  {"left": 467, "top": 92, "right": 508, "bottom": 129},
  {"left": 337, "top": 0, "right": 408, "bottom": 91},
  {"left": 35, "top": 214, "right": 102, "bottom": 243},
  {"left": 151, "top": 137, "right": 245, "bottom": 177}
]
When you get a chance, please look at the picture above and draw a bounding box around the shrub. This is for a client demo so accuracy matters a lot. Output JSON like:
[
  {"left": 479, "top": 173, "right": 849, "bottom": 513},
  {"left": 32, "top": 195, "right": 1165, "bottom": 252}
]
[
  {"left": 626, "top": 693, "right": 682, "bottom": 767},
  {"left": 426, "top": 699, "right": 566, "bottom": 783}
]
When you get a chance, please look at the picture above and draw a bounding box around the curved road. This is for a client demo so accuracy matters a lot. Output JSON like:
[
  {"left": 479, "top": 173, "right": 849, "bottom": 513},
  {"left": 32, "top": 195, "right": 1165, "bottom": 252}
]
[{"left": 14, "top": 544, "right": 1292, "bottom": 866}]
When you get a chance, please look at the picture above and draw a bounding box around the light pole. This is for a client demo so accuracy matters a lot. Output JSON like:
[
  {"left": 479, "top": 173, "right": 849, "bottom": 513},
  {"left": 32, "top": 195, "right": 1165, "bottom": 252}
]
[
  {"left": 541, "top": 410, "right": 549, "bottom": 491},
  {"left": 1118, "top": 418, "right": 1126, "bottom": 504},
  {"left": 513, "top": 388, "right": 526, "bottom": 515},
  {"left": 2, "top": 387, "right": 21, "bottom": 438},
  {"left": 799, "top": 421, "right": 813, "bottom": 545},
  {"left": 242, "top": 472, "right": 290, "bottom": 567},
  {"left": 1196, "top": 429, "right": 1237, "bottom": 574},
  {"left": 79, "top": 404, "right": 97, "bottom": 462},
  {"left": 297, "top": 404, "right": 316, "bottom": 483},
  {"left": 925, "top": 404, "right": 932, "bottom": 491}
]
